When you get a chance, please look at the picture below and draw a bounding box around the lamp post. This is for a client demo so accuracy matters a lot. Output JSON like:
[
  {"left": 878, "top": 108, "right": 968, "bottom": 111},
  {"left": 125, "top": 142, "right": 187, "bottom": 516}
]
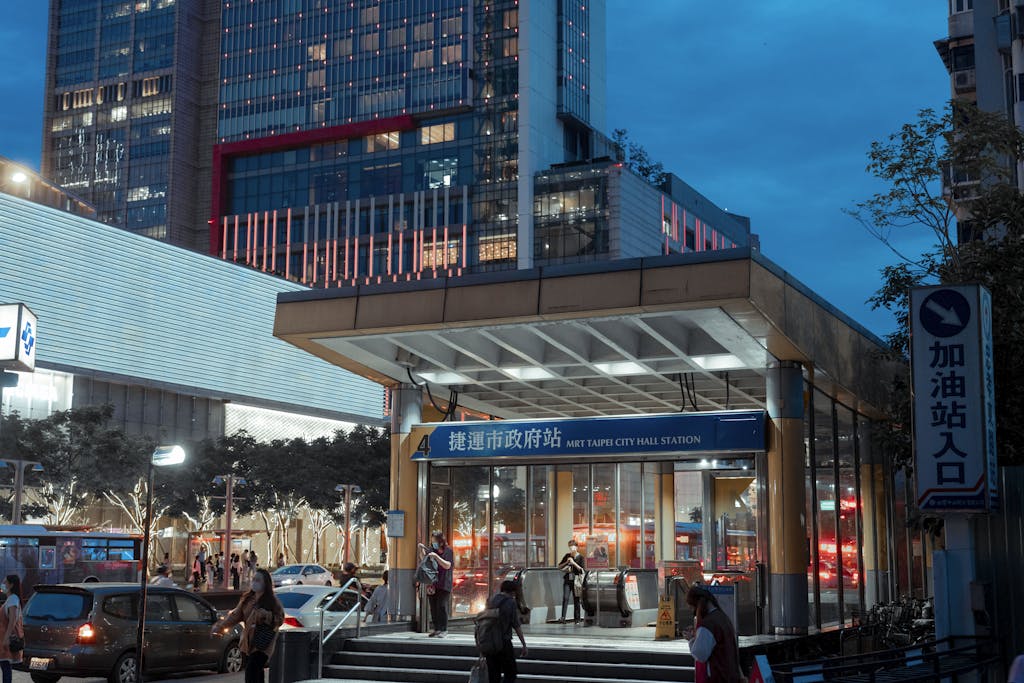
[
  {"left": 0, "top": 458, "right": 43, "bottom": 524},
  {"left": 136, "top": 445, "right": 185, "bottom": 683},
  {"left": 335, "top": 484, "right": 361, "bottom": 565},
  {"left": 212, "top": 475, "right": 245, "bottom": 590}
]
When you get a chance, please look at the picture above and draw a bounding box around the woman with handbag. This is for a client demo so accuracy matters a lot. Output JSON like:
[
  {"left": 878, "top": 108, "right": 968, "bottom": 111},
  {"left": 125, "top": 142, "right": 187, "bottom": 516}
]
[
  {"left": 557, "top": 540, "right": 585, "bottom": 624},
  {"left": 211, "top": 568, "right": 285, "bottom": 683},
  {"left": 0, "top": 574, "right": 24, "bottom": 683},
  {"left": 417, "top": 531, "right": 453, "bottom": 638}
]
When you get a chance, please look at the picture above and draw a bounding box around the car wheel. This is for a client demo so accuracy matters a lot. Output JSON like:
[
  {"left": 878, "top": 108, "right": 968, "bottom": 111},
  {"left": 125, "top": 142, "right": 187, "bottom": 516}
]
[
  {"left": 220, "top": 641, "right": 243, "bottom": 674},
  {"left": 296, "top": 581, "right": 303, "bottom": 585},
  {"left": 325, "top": 581, "right": 332, "bottom": 586},
  {"left": 30, "top": 674, "right": 61, "bottom": 683},
  {"left": 109, "top": 651, "right": 136, "bottom": 683}
]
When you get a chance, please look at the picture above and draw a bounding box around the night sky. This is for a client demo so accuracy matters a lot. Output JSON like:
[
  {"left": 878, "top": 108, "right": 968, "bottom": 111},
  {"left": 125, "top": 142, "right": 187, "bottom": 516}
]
[{"left": 0, "top": 2, "right": 948, "bottom": 338}]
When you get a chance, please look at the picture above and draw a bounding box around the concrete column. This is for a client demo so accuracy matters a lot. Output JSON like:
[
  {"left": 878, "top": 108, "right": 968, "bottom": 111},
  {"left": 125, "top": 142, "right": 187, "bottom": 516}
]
[
  {"left": 388, "top": 384, "right": 422, "bottom": 621},
  {"left": 766, "top": 361, "right": 809, "bottom": 634}
]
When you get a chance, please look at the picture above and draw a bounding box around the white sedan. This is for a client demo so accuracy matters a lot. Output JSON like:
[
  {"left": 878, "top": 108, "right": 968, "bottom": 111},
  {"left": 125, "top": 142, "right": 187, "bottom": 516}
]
[
  {"left": 271, "top": 563, "right": 334, "bottom": 587},
  {"left": 276, "top": 585, "right": 363, "bottom": 630}
]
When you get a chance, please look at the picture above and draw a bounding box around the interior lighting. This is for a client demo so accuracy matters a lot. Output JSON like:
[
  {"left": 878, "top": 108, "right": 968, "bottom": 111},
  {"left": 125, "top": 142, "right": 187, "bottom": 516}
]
[
  {"left": 690, "top": 354, "right": 745, "bottom": 371},
  {"left": 594, "top": 361, "right": 646, "bottom": 376},
  {"left": 502, "top": 367, "right": 555, "bottom": 380},
  {"left": 10, "top": 172, "right": 27, "bottom": 184}
]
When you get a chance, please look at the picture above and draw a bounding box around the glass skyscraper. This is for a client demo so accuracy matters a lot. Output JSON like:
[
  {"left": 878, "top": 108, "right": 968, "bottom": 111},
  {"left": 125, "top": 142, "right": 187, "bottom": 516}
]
[
  {"left": 43, "top": 0, "right": 750, "bottom": 274},
  {"left": 42, "top": 0, "right": 219, "bottom": 249}
]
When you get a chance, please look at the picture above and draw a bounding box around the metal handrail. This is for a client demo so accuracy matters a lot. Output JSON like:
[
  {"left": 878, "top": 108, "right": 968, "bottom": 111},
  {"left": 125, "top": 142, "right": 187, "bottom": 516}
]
[{"left": 317, "top": 577, "right": 363, "bottom": 677}]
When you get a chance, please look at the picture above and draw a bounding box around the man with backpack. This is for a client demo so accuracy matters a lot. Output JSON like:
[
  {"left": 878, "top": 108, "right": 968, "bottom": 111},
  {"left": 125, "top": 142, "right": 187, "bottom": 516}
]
[{"left": 476, "top": 580, "right": 527, "bottom": 683}]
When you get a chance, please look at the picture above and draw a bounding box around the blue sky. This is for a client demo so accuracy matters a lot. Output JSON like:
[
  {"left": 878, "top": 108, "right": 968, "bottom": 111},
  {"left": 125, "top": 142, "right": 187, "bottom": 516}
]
[{"left": 0, "top": 2, "right": 947, "bottom": 338}]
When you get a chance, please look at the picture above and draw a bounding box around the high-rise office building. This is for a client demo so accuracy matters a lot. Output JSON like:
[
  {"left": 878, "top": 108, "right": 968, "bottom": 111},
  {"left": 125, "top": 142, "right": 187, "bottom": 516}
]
[
  {"left": 42, "top": 0, "right": 220, "bottom": 249},
  {"left": 43, "top": 1, "right": 749, "bottom": 269},
  {"left": 211, "top": 0, "right": 748, "bottom": 285}
]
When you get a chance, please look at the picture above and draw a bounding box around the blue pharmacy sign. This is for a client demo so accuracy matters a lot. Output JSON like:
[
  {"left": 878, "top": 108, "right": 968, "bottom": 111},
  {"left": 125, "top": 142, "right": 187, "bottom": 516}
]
[
  {"left": 411, "top": 410, "right": 766, "bottom": 461},
  {"left": 911, "top": 285, "right": 998, "bottom": 512}
]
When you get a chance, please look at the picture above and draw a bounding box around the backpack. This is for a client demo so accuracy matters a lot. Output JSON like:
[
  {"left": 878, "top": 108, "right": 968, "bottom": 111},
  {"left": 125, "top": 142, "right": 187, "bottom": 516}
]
[
  {"left": 414, "top": 556, "right": 438, "bottom": 585},
  {"left": 474, "top": 593, "right": 510, "bottom": 656}
]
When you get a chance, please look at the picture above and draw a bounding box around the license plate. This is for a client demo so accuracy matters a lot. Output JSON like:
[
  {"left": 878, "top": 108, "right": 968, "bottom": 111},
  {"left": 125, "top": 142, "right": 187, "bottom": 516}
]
[{"left": 29, "top": 658, "right": 51, "bottom": 671}]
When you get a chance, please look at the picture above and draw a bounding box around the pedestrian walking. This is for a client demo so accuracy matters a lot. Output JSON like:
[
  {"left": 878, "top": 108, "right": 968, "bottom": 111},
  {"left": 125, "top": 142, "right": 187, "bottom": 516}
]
[
  {"left": 364, "top": 571, "right": 390, "bottom": 623},
  {"left": 198, "top": 544, "right": 208, "bottom": 580},
  {"left": 557, "top": 539, "right": 585, "bottom": 624},
  {"left": 231, "top": 553, "right": 241, "bottom": 590},
  {"left": 242, "top": 550, "right": 251, "bottom": 583},
  {"left": 684, "top": 585, "right": 745, "bottom": 683},
  {"left": 482, "top": 580, "right": 527, "bottom": 683},
  {"left": 250, "top": 551, "right": 259, "bottom": 570},
  {"left": 276, "top": 553, "right": 285, "bottom": 569},
  {"left": 418, "top": 531, "right": 453, "bottom": 637},
  {"left": 212, "top": 568, "right": 284, "bottom": 683},
  {"left": 0, "top": 574, "right": 24, "bottom": 683}
]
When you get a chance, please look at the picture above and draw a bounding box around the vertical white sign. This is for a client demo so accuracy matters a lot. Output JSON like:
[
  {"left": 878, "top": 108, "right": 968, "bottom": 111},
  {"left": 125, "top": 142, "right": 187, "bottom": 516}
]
[
  {"left": 911, "top": 285, "right": 997, "bottom": 512},
  {"left": 0, "top": 304, "right": 37, "bottom": 372}
]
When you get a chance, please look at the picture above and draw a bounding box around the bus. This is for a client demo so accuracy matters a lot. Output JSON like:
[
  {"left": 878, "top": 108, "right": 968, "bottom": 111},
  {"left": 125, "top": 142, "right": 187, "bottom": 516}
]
[{"left": 0, "top": 525, "right": 142, "bottom": 598}]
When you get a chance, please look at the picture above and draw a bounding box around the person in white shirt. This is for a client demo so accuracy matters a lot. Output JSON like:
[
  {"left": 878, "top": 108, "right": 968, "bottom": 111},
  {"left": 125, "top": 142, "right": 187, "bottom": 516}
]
[{"left": 151, "top": 565, "right": 176, "bottom": 588}]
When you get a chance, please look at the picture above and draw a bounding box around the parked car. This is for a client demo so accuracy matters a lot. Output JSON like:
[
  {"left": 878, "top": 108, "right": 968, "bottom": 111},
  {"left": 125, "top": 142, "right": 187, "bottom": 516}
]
[
  {"left": 271, "top": 564, "right": 334, "bottom": 587},
  {"left": 21, "top": 583, "right": 243, "bottom": 683},
  {"left": 817, "top": 560, "right": 858, "bottom": 589},
  {"left": 276, "top": 585, "right": 364, "bottom": 630}
]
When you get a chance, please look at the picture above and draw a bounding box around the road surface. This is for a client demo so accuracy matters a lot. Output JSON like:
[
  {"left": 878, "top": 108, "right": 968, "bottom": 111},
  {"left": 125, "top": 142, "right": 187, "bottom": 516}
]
[{"left": 14, "top": 671, "right": 244, "bottom": 683}]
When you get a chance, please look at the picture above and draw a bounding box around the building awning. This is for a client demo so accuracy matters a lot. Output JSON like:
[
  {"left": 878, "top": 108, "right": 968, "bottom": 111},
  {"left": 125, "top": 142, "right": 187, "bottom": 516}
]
[{"left": 273, "top": 250, "right": 898, "bottom": 420}]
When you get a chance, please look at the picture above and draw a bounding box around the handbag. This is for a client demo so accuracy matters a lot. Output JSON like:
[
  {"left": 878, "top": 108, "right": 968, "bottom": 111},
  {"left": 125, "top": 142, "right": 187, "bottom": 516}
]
[
  {"left": 572, "top": 572, "right": 583, "bottom": 598},
  {"left": 251, "top": 623, "right": 276, "bottom": 650},
  {"left": 8, "top": 635, "right": 23, "bottom": 653},
  {"left": 468, "top": 656, "right": 487, "bottom": 683}
]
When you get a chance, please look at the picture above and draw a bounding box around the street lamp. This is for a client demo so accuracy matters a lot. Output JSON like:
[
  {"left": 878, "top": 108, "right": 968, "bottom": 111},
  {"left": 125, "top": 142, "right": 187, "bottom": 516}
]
[
  {"left": 212, "top": 474, "right": 246, "bottom": 589},
  {"left": 335, "top": 484, "right": 362, "bottom": 565},
  {"left": 136, "top": 445, "right": 185, "bottom": 683},
  {"left": 0, "top": 459, "right": 44, "bottom": 524}
]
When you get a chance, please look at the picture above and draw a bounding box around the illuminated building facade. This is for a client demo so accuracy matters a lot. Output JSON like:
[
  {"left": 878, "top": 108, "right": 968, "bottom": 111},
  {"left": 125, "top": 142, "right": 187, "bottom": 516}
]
[
  {"left": 41, "top": 0, "right": 219, "bottom": 249},
  {"left": 211, "top": 0, "right": 750, "bottom": 285}
]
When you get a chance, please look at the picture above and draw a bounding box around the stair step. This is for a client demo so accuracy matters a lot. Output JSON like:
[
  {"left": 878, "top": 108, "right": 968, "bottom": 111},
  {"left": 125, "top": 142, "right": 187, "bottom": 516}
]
[
  {"left": 333, "top": 652, "right": 691, "bottom": 681},
  {"left": 339, "top": 637, "right": 690, "bottom": 667},
  {"left": 323, "top": 665, "right": 694, "bottom": 683}
]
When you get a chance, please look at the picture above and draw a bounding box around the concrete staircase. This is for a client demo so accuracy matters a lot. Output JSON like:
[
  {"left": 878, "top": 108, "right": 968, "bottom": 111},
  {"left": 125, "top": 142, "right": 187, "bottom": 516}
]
[{"left": 321, "top": 635, "right": 696, "bottom": 683}]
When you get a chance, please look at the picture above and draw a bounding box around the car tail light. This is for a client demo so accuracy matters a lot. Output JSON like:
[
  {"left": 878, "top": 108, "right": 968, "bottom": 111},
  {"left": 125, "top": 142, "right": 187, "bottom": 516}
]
[
  {"left": 77, "top": 623, "right": 96, "bottom": 643},
  {"left": 283, "top": 616, "right": 303, "bottom": 628},
  {"left": 819, "top": 570, "right": 831, "bottom": 581}
]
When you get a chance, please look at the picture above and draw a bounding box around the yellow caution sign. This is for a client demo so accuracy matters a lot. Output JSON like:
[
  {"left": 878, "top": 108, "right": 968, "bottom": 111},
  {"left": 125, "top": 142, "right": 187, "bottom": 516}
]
[{"left": 655, "top": 595, "right": 675, "bottom": 640}]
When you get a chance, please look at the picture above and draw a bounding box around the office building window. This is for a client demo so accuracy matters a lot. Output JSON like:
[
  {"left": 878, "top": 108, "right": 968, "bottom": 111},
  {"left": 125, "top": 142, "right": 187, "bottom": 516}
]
[
  {"left": 365, "top": 132, "right": 400, "bottom": 153},
  {"left": 950, "top": 0, "right": 973, "bottom": 12},
  {"left": 420, "top": 123, "right": 455, "bottom": 145},
  {"left": 414, "top": 48, "right": 434, "bottom": 69}
]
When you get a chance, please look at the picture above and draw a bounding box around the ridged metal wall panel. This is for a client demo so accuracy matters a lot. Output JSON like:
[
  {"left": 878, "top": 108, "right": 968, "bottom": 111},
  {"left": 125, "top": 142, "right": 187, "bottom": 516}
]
[{"left": 0, "top": 193, "right": 383, "bottom": 423}]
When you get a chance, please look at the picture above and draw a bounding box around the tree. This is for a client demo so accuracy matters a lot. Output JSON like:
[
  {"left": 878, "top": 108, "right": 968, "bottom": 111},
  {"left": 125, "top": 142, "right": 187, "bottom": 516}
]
[
  {"left": 851, "top": 101, "right": 1024, "bottom": 467},
  {"left": 7, "top": 405, "right": 148, "bottom": 525},
  {"left": 611, "top": 128, "right": 667, "bottom": 187}
]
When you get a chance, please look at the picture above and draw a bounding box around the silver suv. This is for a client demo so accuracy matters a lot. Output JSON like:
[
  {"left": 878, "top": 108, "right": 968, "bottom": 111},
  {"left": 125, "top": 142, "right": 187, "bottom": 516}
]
[{"left": 22, "top": 584, "right": 243, "bottom": 683}]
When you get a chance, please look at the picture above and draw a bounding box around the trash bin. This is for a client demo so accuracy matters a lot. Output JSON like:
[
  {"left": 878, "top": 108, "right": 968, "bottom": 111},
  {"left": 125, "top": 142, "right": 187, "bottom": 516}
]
[{"left": 268, "top": 629, "right": 312, "bottom": 683}]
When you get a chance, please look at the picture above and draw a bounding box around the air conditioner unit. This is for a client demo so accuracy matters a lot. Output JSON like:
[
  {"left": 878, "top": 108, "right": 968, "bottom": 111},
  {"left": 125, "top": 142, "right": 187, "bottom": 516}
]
[{"left": 954, "top": 69, "right": 977, "bottom": 93}]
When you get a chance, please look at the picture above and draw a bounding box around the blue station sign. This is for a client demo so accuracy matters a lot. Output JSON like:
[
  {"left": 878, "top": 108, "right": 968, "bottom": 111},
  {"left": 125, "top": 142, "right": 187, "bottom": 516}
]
[{"left": 411, "top": 410, "right": 767, "bottom": 461}]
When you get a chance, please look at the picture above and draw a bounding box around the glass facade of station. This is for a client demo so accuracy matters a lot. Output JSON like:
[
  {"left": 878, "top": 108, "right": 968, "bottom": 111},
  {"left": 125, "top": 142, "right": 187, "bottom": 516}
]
[{"left": 421, "top": 385, "right": 910, "bottom": 633}]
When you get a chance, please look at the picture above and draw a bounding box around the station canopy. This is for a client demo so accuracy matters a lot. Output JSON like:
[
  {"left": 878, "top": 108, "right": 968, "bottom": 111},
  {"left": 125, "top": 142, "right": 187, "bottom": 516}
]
[{"left": 273, "top": 250, "right": 895, "bottom": 420}]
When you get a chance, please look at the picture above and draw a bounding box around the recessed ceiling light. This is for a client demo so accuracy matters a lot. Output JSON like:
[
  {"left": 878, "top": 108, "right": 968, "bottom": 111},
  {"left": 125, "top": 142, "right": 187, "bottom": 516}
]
[
  {"left": 502, "top": 367, "right": 555, "bottom": 380},
  {"left": 690, "top": 354, "right": 746, "bottom": 371},
  {"left": 417, "top": 371, "right": 469, "bottom": 384},
  {"left": 593, "top": 361, "right": 646, "bottom": 376}
]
